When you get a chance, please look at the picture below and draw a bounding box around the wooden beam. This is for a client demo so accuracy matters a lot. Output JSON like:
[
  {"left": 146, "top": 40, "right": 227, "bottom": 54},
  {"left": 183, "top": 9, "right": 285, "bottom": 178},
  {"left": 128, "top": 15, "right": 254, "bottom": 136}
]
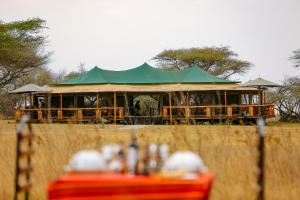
[
  {"left": 169, "top": 92, "right": 172, "bottom": 125},
  {"left": 114, "top": 92, "right": 117, "bottom": 124}
]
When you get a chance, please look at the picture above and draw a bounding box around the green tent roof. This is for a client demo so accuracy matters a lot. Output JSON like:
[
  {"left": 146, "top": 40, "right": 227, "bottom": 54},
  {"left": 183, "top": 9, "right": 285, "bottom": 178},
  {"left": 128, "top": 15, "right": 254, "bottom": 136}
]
[{"left": 61, "top": 63, "right": 235, "bottom": 85}]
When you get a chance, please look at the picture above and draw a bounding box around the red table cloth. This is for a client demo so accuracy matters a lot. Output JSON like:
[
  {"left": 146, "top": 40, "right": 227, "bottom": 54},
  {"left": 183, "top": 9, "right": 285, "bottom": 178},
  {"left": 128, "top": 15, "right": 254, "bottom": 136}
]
[{"left": 48, "top": 173, "right": 213, "bottom": 200}]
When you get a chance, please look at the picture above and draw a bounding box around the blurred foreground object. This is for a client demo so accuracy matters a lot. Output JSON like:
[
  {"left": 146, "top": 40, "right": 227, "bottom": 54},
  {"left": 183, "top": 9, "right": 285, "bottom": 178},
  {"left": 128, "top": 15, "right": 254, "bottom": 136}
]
[
  {"left": 14, "top": 115, "right": 35, "bottom": 200},
  {"left": 256, "top": 118, "right": 265, "bottom": 200},
  {"left": 64, "top": 150, "right": 106, "bottom": 172},
  {"left": 162, "top": 151, "right": 207, "bottom": 179},
  {"left": 48, "top": 173, "right": 213, "bottom": 200},
  {"left": 49, "top": 142, "right": 213, "bottom": 199}
]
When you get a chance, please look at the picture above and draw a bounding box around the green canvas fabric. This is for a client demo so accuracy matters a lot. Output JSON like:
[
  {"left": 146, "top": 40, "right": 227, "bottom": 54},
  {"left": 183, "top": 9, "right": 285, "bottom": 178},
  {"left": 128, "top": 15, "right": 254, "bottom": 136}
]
[{"left": 61, "top": 63, "right": 235, "bottom": 85}]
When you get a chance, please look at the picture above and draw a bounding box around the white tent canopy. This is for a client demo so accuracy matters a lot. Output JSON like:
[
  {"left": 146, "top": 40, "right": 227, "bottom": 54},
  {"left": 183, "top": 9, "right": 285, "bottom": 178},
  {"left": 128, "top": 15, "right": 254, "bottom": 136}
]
[
  {"left": 241, "top": 78, "right": 281, "bottom": 88},
  {"left": 9, "top": 84, "right": 51, "bottom": 94}
]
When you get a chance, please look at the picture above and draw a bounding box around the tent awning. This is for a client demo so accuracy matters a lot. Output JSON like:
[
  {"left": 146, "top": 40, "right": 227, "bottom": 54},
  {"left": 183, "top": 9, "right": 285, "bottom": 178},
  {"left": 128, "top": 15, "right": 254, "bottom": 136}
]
[{"left": 50, "top": 83, "right": 258, "bottom": 93}]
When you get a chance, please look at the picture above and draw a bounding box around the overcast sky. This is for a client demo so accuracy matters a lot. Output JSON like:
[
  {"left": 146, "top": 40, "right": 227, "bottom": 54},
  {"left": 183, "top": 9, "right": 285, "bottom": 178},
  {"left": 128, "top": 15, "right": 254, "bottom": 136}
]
[{"left": 1, "top": 0, "right": 300, "bottom": 83}]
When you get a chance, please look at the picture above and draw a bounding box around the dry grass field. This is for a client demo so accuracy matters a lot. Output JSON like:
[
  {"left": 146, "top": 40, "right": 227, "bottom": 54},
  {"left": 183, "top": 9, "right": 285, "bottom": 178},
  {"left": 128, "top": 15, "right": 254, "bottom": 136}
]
[{"left": 0, "top": 121, "right": 300, "bottom": 200}]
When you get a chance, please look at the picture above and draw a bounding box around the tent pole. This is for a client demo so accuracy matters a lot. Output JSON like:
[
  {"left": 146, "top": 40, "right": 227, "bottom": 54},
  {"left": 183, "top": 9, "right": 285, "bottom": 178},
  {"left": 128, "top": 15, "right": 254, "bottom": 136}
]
[
  {"left": 159, "top": 94, "right": 163, "bottom": 117},
  {"left": 169, "top": 92, "right": 172, "bottom": 125},
  {"left": 24, "top": 94, "right": 27, "bottom": 109},
  {"left": 30, "top": 93, "right": 33, "bottom": 108},
  {"left": 47, "top": 93, "right": 51, "bottom": 122},
  {"left": 114, "top": 92, "right": 117, "bottom": 124},
  {"left": 96, "top": 93, "right": 99, "bottom": 109},
  {"left": 60, "top": 94, "right": 62, "bottom": 110}
]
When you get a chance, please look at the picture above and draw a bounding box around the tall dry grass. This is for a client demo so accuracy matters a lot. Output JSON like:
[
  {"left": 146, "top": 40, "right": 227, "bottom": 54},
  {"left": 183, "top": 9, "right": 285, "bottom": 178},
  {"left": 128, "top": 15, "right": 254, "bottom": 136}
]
[{"left": 0, "top": 122, "right": 300, "bottom": 200}]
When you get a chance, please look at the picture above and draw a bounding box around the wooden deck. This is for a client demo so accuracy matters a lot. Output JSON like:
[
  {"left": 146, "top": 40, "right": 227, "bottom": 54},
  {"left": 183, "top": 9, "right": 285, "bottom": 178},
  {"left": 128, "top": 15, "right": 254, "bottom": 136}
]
[{"left": 15, "top": 104, "right": 275, "bottom": 124}]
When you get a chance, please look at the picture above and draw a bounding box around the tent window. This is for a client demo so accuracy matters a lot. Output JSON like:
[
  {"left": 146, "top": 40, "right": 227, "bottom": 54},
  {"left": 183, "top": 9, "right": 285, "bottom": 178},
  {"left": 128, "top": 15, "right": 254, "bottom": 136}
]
[
  {"left": 241, "top": 94, "right": 249, "bottom": 105},
  {"left": 252, "top": 94, "right": 259, "bottom": 105}
]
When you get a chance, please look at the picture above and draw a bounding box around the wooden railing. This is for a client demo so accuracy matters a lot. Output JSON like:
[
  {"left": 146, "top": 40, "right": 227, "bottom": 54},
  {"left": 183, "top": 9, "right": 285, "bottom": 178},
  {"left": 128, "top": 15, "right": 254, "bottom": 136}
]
[
  {"left": 15, "top": 107, "right": 124, "bottom": 122},
  {"left": 15, "top": 104, "right": 275, "bottom": 123},
  {"left": 163, "top": 104, "right": 275, "bottom": 120}
]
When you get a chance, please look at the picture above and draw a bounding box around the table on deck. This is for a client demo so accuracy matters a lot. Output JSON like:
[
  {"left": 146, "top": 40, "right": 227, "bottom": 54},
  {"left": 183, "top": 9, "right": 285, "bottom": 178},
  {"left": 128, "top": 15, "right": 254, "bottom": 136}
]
[{"left": 48, "top": 173, "right": 213, "bottom": 200}]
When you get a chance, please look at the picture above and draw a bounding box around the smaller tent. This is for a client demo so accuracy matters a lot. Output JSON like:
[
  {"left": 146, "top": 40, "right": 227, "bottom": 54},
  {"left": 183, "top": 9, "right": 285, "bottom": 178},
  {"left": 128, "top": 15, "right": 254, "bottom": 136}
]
[
  {"left": 9, "top": 84, "right": 51, "bottom": 94},
  {"left": 241, "top": 78, "right": 281, "bottom": 88}
]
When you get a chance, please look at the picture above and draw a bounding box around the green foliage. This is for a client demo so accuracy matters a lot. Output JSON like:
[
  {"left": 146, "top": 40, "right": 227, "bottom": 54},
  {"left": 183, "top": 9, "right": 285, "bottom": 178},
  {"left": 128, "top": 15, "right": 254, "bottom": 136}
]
[
  {"left": 289, "top": 49, "right": 300, "bottom": 68},
  {"left": 0, "top": 18, "right": 49, "bottom": 89},
  {"left": 153, "top": 47, "right": 252, "bottom": 79}
]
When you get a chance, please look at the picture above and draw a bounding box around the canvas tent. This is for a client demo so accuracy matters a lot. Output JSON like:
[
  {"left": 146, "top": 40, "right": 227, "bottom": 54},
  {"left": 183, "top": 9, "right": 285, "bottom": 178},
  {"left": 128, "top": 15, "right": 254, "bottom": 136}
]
[
  {"left": 13, "top": 63, "right": 276, "bottom": 124},
  {"left": 61, "top": 63, "right": 236, "bottom": 85}
]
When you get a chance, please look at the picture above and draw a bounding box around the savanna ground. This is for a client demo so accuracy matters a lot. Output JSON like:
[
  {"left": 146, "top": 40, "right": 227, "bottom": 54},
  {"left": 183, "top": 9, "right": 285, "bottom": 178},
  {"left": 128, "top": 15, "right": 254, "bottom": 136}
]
[{"left": 0, "top": 121, "right": 300, "bottom": 200}]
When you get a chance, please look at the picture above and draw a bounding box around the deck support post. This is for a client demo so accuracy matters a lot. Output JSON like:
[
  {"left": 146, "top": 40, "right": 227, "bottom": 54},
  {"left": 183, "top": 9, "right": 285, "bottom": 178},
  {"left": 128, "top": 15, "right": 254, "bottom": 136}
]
[
  {"left": 169, "top": 92, "right": 172, "bottom": 125},
  {"left": 114, "top": 92, "right": 117, "bottom": 124},
  {"left": 96, "top": 93, "right": 101, "bottom": 120},
  {"left": 47, "top": 93, "right": 51, "bottom": 122},
  {"left": 58, "top": 94, "right": 63, "bottom": 120}
]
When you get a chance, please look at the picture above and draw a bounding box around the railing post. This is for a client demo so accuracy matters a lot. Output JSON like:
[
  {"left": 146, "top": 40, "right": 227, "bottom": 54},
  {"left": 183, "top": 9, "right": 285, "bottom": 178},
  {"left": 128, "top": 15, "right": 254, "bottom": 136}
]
[
  {"left": 227, "top": 106, "right": 232, "bottom": 118},
  {"left": 96, "top": 109, "right": 101, "bottom": 119},
  {"left": 38, "top": 110, "right": 43, "bottom": 122},
  {"left": 119, "top": 107, "right": 124, "bottom": 119},
  {"left": 77, "top": 109, "right": 83, "bottom": 121},
  {"left": 57, "top": 110, "right": 63, "bottom": 120},
  {"left": 15, "top": 110, "right": 21, "bottom": 121},
  {"left": 249, "top": 106, "right": 254, "bottom": 117},
  {"left": 206, "top": 107, "right": 211, "bottom": 118}
]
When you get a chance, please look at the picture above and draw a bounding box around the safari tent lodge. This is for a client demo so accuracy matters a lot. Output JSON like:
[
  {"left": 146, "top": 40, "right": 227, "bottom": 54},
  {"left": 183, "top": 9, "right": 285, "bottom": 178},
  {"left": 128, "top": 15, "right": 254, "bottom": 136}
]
[{"left": 14, "top": 63, "right": 275, "bottom": 124}]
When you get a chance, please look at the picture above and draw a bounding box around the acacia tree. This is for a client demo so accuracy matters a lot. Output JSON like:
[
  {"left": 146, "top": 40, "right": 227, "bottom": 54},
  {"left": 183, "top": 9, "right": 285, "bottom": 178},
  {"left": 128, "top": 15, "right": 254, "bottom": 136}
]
[
  {"left": 63, "top": 62, "right": 86, "bottom": 81},
  {"left": 267, "top": 77, "right": 300, "bottom": 122},
  {"left": 0, "top": 18, "right": 49, "bottom": 89},
  {"left": 266, "top": 49, "right": 300, "bottom": 121},
  {"left": 153, "top": 47, "right": 251, "bottom": 79},
  {"left": 290, "top": 49, "right": 300, "bottom": 68}
]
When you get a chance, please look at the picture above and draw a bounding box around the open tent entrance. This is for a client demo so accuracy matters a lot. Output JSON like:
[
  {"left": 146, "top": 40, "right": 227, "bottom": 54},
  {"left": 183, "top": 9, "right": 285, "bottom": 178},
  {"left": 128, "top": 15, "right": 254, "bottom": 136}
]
[{"left": 132, "top": 95, "right": 160, "bottom": 117}]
